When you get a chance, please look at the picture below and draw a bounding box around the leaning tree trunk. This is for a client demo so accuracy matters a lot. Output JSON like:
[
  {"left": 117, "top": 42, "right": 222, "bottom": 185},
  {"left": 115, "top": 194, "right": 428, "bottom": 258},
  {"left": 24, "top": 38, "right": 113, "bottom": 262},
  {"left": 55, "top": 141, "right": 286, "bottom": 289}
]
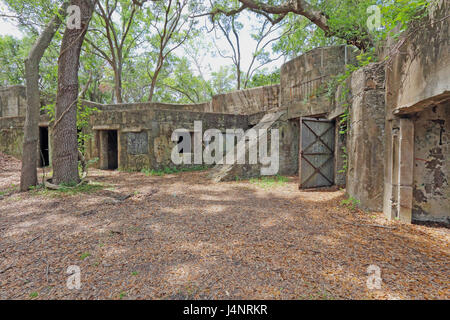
[
  {"left": 20, "top": 2, "right": 69, "bottom": 192},
  {"left": 52, "top": 0, "right": 94, "bottom": 185}
]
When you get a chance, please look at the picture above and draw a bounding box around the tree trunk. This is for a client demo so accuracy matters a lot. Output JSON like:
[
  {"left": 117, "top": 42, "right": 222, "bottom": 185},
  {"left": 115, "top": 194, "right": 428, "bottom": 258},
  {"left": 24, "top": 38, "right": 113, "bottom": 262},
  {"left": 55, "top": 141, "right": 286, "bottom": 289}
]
[
  {"left": 236, "top": 67, "right": 241, "bottom": 91},
  {"left": 113, "top": 67, "right": 123, "bottom": 103},
  {"left": 20, "top": 2, "right": 69, "bottom": 192},
  {"left": 52, "top": 0, "right": 94, "bottom": 185},
  {"left": 148, "top": 75, "right": 158, "bottom": 102}
]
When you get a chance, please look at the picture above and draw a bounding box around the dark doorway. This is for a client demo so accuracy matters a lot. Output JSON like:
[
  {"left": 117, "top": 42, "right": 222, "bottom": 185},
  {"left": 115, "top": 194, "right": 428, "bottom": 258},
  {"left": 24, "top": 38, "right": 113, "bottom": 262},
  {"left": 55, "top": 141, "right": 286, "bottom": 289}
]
[
  {"left": 106, "top": 130, "right": 118, "bottom": 170},
  {"left": 39, "top": 126, "right": 49, "bottom": 167}
]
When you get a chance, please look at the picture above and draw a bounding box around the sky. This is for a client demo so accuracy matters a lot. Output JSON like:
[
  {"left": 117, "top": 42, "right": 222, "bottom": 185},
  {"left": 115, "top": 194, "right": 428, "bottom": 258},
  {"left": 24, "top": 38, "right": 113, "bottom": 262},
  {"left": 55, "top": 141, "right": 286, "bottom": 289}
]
[
  {"left": 0, "top": 3, "right": 22, "bottom": 38},
  {"left": 0, "top": 1, "right": 284, "bottom": 80}
]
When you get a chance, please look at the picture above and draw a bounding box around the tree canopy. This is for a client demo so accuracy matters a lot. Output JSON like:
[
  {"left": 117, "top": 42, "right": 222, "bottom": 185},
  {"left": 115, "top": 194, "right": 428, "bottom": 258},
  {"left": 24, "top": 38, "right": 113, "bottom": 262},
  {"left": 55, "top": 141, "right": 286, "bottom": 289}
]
[{"left": 0, "top": 0, "right": 430, "bottom": 105}]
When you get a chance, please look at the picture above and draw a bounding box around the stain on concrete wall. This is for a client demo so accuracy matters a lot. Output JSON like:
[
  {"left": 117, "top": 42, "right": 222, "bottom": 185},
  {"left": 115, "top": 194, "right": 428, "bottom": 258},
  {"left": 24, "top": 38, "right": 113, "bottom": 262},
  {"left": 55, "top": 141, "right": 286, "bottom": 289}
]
[
  {"left": 412, "top": 103, "right": 450, "bottom": 224},
  {"left": 0, "top": 117, "right": 24, "bottom": 159},
  {"left": 0, "top": 86, "right": 26, "bottom": 118}
]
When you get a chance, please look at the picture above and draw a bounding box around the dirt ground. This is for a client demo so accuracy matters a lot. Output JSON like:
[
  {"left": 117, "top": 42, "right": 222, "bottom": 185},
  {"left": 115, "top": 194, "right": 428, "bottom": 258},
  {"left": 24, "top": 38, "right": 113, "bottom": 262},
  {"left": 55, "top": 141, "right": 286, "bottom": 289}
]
[{"left": 0, "top": 153, "right": 449, "bottom": 300}]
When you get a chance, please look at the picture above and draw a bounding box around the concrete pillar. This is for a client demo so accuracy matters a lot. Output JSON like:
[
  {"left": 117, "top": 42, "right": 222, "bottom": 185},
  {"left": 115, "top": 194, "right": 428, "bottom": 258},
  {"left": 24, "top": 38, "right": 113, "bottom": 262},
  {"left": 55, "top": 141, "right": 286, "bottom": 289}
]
[
  {"left": 99, "top": 130, "right": 109, "bottom": 170},
  {"left": 397, "top": 118, "right": 414, "bottom": 223},
  {"left": 384, "top": 119, "right": 398, "bottom": 220},
  {"left": 383, "top": 118, "right": 414, "bottom": 223}
]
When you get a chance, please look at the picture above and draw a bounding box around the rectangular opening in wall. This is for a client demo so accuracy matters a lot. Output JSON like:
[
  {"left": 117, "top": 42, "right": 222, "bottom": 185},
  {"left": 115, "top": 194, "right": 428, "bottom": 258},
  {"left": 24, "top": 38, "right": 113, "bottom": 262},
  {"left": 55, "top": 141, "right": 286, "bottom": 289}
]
[
  {"left": 106, "top": 130, "right": 118, "bottom": 170},
  {"left": 39, "top": 126, "right": 49, "bottom": 167}
]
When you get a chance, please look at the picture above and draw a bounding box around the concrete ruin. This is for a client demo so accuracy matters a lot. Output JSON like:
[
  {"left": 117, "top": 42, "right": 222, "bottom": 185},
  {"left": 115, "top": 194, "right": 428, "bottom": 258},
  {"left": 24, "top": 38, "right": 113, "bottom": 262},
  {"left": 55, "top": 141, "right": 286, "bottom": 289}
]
[
  {"left": 382, "top": 0, "right": 449, "bottom": 224},
  {"left": 0, "top": 1, "right": 448, "bottom": 225}
]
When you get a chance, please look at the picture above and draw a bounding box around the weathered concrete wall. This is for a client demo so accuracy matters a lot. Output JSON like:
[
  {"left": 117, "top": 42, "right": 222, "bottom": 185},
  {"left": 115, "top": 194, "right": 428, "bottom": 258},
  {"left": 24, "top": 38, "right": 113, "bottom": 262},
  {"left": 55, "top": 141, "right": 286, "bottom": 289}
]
[
  {"left": 210, "top": 85, "right": 280, "bottom": 114},
  {"left": 383, "top": 0, "right": 450, "bottom": 224},
  {"left": 412, "top": 103, "right": 450, "bottom": 224},
  {"left": 209, "top": 111, "right": 299, "bottom": 181},
  {"left": 0, "top": 85, "right": 26, "bottom": 118},
  {"left": 86, "top": 108, "right": 249, "bottom": 171},
  {"left": 83, "top": 84, "right": 280, "bottom": 116},
  {"left": 0, "top": 116, "right": 25, "bottom": 159},
  {"left": 347, "top": 63, "right": 386, "bottom": 211},
  {"left": 82, "top": 100, "right": 210, "bottom": 113},
  {"left": 385, "top": 0, "right": 449, "bottom": 116},
  {"left": 283, "top": 45, "right": 357, "bottom": 118}
]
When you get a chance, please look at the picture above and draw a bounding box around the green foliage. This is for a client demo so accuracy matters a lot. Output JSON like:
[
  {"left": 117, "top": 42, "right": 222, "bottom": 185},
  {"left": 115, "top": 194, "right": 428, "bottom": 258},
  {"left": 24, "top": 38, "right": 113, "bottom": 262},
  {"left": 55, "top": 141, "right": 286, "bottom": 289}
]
[
  {"left": 1, "top": 0, "right": 431, "bottom": 109},
  {"left": 0, "top": 183, "right": 18, "bottom": 197},
  {"left": 275, "top": 0, "right": 430, "bottom": 57},
  {"left": 380, "top": 0, "right": 430, "bottom": 40},
  {"left": 41, "top": 102, "right": 99, "bottom": 155},
  {"left": 341, "top": 196, "right": 361, "bottom": 211},
  {"left": 141, "top": 165, "right": 209, "bottom": 176},
  {"left": 338, "top": 147, "right": 348, "bottom": 174},
  {"left": 119, "top": 291, "right": 127, "bottom": 300},
  {"left": 30, "top": 181, "right": 104, "bottom": 197},
  {"left": 249, "top": 175, "right": 289, "bottom": 189},
  {"left": 247, "top": 69, "right": 280, "bottom": 88},
  {"left": 80, "top": 252, "right": 91, "bottom": 260},
  {"left": 0, "top": 36, "right": 25, "bottom": 85},
  {"left": 273, "top": 13, "right": 344, "bottom": 59}
]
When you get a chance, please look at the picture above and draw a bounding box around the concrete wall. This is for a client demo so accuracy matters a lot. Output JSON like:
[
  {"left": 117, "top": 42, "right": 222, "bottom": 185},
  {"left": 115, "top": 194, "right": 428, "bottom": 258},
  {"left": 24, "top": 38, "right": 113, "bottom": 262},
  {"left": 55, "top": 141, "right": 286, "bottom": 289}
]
[
  {"left": 283, "top": 45, "right": 357, "bottom": 118},
  {"left": 383, "top": 0, "right": 450, "bottom": 224},
  {"left": 0, "top": 85, "right": 26, "bottom": 118},
  {"left": 347, "top": 63, "right": 386, "bottom": 211},
  {"left": 83, "top": 84, "right": 280, "bottom": 116},
  {"left": 0, "top": 116, "right": 25, "bottom": 159},
  {"left": 86, "top": 108, "right": 249, "bottom": 171},
  {"left": 384, "top": 0, "right": 449, "bottom": 116},
  {"left": 82, "top": 100, "right": 210, "bottom": 113},
  {"left": 412, "top": 103, "right": 450, "bottom": 224},
  {"left": 209, "top": 111, "right": 299, "bottom": 181},
  {"left": 210, "top": 85, "right": 280, "bottom": 114}
]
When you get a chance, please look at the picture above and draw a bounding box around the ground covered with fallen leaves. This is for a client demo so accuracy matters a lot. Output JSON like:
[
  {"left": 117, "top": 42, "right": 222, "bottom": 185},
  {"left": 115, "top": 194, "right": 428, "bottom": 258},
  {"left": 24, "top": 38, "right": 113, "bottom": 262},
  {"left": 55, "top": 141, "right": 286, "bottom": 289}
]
[{"left": 0, "top": 153, "right": 449, "bottom": 300}]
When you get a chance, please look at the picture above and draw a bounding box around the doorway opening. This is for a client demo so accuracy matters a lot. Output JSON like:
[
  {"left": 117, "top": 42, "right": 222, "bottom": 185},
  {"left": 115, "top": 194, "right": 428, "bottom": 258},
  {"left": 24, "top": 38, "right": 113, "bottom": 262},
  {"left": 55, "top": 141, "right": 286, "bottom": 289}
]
[
  {"left": 106, "top": 130, "right": 118, "bottom": 170},
  {"left": 39, "top": 126, "right": 49, "bottom": 167}
]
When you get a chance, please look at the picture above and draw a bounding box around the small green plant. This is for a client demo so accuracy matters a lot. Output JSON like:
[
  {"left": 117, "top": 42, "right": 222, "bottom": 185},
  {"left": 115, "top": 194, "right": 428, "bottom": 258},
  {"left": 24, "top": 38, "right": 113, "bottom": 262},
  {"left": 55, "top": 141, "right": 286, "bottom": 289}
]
[
  {"left": 30, "top": 182, "right": 104, "bottom": 197},
  {"left": 80, "top": 252, "right": 91, "bottom": 260},
  {"left": 317, "top": 290, "right": 335, "bottom": 300},
  {"left": 341, "top": 196, "right": 361, "bottom": 211},
  {"left": 131, "top": 271, "right": 139, "bottom": 276},
  {"left": 119, "top": 291, "right": 127, "bottom": 299},
  {"left": 0, "top": 183, "right": 18, "bottom": 196},
  {"left": 338, "top": 147, "right": 348, "bottom": 174},
  {"left": 250, "top": 175, "right": 289, "bottom": 189},
  {"left": 141, "top": 165, "right": 209, "bottom": 176},
  {"left": 29, "top": 292, "right": 38, "bottom": 299}
]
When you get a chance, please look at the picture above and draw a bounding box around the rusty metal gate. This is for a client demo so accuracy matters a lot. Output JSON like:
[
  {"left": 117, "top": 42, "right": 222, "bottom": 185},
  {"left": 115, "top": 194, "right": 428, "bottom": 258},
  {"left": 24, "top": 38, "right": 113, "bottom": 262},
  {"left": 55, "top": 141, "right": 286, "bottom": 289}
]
[{"left": 299, "top": 118, "right": 335, "bottom": 188}]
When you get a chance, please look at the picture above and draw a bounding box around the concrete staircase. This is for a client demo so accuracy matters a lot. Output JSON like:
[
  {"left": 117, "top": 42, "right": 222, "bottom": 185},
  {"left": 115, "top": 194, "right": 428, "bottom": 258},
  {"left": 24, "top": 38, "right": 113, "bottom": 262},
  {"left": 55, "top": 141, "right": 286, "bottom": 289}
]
[{"left": 209, "top": 111, "right": 286, "bottom": 182}]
